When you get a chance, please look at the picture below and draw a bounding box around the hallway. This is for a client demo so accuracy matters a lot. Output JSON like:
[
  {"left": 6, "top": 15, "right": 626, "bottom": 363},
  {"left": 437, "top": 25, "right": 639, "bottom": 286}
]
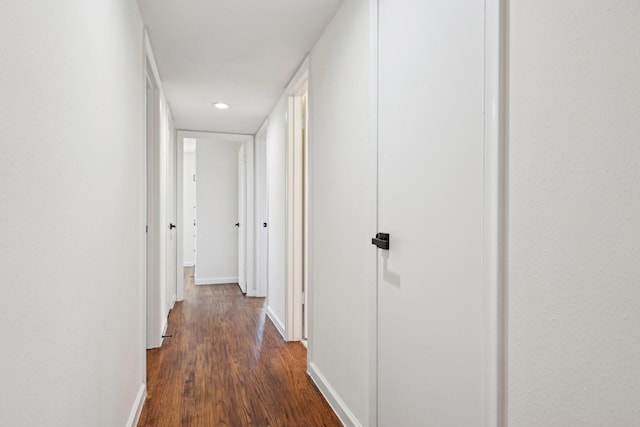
[{"left": 137, "top": 268, "right": 341, "bottom": 427}]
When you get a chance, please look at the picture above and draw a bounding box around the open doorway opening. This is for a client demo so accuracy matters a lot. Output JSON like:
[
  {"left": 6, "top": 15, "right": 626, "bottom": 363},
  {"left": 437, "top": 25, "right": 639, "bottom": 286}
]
[{"left": 176, "top": 131, "right": 255, "bottom": 297}]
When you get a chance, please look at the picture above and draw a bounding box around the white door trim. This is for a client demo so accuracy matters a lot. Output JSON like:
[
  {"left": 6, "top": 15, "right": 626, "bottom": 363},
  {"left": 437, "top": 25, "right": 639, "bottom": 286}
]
[
  {"left": 483, "top": 0, "right": 506, "bottom": 425},
  {"left": 284, "top": 57, "right": 309, "bottom": 342},
  {"left": 144, "top": 31, "right": 163, "bottom": 350},
  {"left": 175, "top": 130, "right": 255, "bottom": 300}
]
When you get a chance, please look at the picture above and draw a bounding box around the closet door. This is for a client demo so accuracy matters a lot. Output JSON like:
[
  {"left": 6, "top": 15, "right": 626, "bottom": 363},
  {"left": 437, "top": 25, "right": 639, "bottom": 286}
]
[
  {"left": 237, "top": 144, "right": 247, "bottom": 293},
  {"left": 376, "top": 1, "right": 487, "bottom": 425}
]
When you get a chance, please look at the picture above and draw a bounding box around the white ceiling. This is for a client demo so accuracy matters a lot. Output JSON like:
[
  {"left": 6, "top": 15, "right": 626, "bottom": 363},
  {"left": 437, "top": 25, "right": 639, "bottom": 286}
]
[{"left": 137, "top": 0, "right": 344, "bottom": 134}]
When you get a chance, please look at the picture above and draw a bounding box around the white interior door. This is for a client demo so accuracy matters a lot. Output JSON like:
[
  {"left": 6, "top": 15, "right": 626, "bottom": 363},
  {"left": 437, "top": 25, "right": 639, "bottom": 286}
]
[
  {"left": 255, "top": 123, "right": 269, "bottom": 298},
  {"left": 166, "top": 124, "right": 177, "bottom": 310},
  {"left": 237, "top": 144, "right": 247, "bottom": 293},
  {"left": 376, "top": 0, "right": 488, "bottom": 425}
]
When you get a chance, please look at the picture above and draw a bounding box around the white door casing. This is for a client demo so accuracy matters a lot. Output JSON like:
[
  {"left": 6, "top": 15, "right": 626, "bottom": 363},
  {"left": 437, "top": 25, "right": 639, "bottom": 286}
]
[
  {"left": 286, "top": 94, "right": 305, "bottom": 342},
  {"left": 284, "top": 58, "right": 308, "bottom": 342},
  {"left": 177, "top": 131, "right": 253, "bottom": 294},
  {"left": 145, "top": 39, "right": 169, "bottom": 350}
]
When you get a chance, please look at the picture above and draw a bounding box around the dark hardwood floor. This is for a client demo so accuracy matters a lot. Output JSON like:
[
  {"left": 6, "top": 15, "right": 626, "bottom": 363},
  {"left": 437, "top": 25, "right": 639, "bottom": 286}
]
[{"left": 137, "top": 268, "right": 341, "bottom": 427}]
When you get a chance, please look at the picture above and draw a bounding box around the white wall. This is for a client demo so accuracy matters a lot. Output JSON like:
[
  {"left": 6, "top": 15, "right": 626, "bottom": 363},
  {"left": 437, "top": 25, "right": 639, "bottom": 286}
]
[
  {"left": 307, "top": 0, "right": 375, "bottom": 424},
  {"left": 0, "top": 1, "right": 147, "bottom": 426},
  {"left": 508, "top": 1, "right": 640, "bottom": 425},
  {"left": 266, "top": 95, "right": 288, "bottom": 334},
  {"left": 183, "top": 149, "right": 197, "bottom": 267},
  {"left": 195, "top": 139, "right": 241, "bottom": 284}
]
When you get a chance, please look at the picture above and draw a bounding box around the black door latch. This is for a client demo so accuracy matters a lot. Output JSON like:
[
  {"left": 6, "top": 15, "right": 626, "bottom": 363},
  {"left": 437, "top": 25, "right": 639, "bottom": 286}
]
[{"left": 371, "top": 233, "right": 390, "bottom": 250}]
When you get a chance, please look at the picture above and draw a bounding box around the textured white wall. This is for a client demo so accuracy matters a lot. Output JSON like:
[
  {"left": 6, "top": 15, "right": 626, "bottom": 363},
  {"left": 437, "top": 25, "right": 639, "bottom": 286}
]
[
  {"left": 307, "top": 0, "right": 375, "bottom": 424},
  {"left": 195, "top": 139, "right": 241, "bottom": 284},
  {"left": 266, "top": 95, "right": 288, "bottom": 332},
  {"left": 0, "top": 1, "right": 147, "bottom": 426},
  {"left": 508, "top": 1, "right": 640, "bottom": 425}
]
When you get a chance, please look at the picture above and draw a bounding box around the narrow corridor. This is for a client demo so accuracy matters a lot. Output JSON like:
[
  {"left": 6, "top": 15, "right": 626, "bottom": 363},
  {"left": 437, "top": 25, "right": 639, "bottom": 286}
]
[{"left": 137, "top": 268, "right": 340, "bottom": 427}]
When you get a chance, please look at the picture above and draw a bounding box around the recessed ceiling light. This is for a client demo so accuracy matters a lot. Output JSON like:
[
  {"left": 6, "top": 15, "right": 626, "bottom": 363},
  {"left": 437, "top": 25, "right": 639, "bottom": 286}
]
[{"left": 212, "top": 102, "right": 230, "bottom": 110}]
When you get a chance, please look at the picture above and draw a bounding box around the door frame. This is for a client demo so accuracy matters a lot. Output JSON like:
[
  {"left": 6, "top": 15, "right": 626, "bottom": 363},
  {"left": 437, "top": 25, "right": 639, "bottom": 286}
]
[
  {"left": 284, "top": 57, "right": 309, "bottom": 342},
  {"left": 482, "top": 0, "right": 507, "bottom": 424},
  {"left": 144, "top": 33, "right": 164, "bottom": 350},
  {"left": 367, "top": 0, "right": 506, "bottom": 426},
  {"left": 175, "top": 130, "right": 255, "bottom": 298}
]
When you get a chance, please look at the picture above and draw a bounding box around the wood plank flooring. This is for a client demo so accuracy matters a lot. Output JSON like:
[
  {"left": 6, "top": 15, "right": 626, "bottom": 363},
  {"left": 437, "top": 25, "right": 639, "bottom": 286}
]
[{"left": 137, "top": 268, "right": 341, "bottom": 427}]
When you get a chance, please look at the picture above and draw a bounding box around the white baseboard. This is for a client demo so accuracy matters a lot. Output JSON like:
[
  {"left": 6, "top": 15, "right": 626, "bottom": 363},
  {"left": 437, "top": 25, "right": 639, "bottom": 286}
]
[
  {"left": 194, "top": 277, "right": 238, "bottom": 285},
  {"left": 126, "top": 384, "right": 146, "bottom": 427},
  {"left": 183, "top": 262, "right": 195, "bottom": 267},
  {"left": 266, "top": 306, "right": 286, "bottom": 340},
  {"left": 308, "top": 362, "right": 361, "bottom": 427}
]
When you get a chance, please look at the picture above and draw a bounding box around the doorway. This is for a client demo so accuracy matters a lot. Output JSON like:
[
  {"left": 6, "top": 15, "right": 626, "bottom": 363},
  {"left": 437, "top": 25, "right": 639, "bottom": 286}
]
[{"left": 175, "top": 131, "right": 255, "bottom": 297}]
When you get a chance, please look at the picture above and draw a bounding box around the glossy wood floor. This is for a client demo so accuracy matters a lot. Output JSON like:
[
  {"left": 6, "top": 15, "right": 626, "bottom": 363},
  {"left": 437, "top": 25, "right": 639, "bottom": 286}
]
[{"left": 137, "top": 268, "right": 341, "bottom": 427}]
